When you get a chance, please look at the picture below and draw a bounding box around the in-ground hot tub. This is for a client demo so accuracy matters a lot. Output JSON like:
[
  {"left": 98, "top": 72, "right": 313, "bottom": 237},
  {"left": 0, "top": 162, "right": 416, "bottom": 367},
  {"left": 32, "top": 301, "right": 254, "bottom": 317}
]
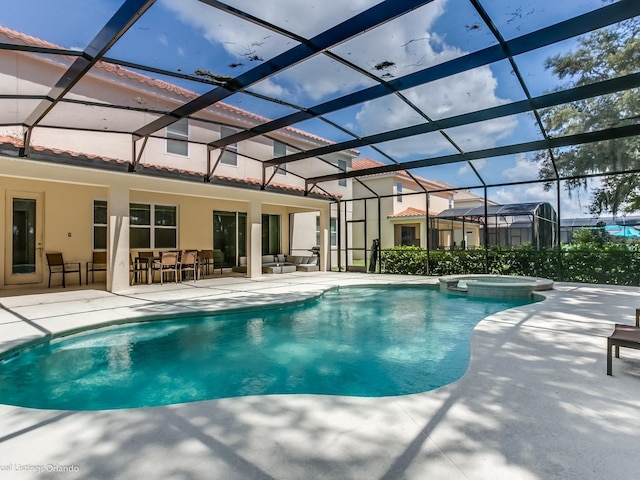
[{"left": 439, "top": 274, "right": 553, "bottom": 299}]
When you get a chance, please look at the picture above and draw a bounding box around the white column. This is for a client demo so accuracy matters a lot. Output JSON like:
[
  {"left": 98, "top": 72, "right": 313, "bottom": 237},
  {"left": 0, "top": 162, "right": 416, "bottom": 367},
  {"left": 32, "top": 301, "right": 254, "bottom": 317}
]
[
  {"left": 247, "top": 200, "right": 262, "bottom": 278},
  {"left": 319, "top": 204, "right": 330, "bottom": 272},
  {"left": 107, "top": 184, "right": 130, "bottom": 292}
]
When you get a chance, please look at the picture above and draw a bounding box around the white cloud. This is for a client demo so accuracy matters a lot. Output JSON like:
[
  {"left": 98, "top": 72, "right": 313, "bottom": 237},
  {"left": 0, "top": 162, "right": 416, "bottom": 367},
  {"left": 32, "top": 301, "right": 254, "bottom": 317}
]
[
  {"left": 342, "top": 1, "right": 519, "bottom": 158},
  {"left": 159, "top": 0, "right": 380, "bottom": 103},
  {"left": 160, "top": 0, "right": 519, "bottom": 159},
  {"left": 490, "top": 179, "right": 602, "bottom": 219},
  {"left": 502, "top": 153, "right": 541, "bottom": 181},
  {"left": 250, "top": 78, "right": 287, "bottom": 100},
  {"left": 458, "top": 159, "right": 486, "bottom": 176}
]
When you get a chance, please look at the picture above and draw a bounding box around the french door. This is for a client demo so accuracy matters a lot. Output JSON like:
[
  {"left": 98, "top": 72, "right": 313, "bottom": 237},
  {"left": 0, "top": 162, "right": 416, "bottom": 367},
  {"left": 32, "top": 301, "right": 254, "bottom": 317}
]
[{"left": 5, "top": 191, "right": 44, "bottom": 284}]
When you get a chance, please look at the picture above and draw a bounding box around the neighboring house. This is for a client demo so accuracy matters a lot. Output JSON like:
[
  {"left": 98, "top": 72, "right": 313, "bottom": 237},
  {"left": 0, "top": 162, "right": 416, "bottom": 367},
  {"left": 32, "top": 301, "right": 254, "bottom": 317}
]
[
  {"left": 443, "top": 189, "right": 500, "bottom": 249},
  {"left": 350, "top": 158, "right": 457, "bottom": 258},
  {"left": 0, "top": 27, "right": 355, "bottom": 291},
  {"left": 351, "top": 159, "right": 525, "bottom": 257}
]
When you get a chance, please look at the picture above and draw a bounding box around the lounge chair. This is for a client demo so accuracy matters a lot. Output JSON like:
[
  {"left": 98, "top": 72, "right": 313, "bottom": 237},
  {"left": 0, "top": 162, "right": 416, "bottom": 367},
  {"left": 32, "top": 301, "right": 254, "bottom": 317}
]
[
  {"left": 46, "top": 252, "right": 81, "bottom": 288},
  {"left": 607, "top": 308, "right": 640, "bottom": 375}
]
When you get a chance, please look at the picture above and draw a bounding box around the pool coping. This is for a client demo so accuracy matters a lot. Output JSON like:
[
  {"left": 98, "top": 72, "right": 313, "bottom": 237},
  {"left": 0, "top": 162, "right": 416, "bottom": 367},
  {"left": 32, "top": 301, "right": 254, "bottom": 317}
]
[{"left": 1, "top": 272, "right": 639, "bottom": 480}]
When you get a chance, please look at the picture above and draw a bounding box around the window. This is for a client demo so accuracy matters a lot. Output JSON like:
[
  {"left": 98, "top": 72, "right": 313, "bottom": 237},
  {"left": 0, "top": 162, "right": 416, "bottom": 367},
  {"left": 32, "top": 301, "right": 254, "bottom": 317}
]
[
  {"left": 214, "top": 211, "right": 247, "bottom": 267},
  {"left": 220, "top": 126, "right": 238, "bottom": 166},
  {"left": 397, "top": 182, "right": 403, "bottom": 203},
  {"left": 316, "top": 216, "right": 338, "bottom": 246},
  {"left": 401, "top": 226, "right": 416, "bottom": 246},
  {"left": 337, "top": 159, "right": 347, "bottom": 187},
  {"left": 274, "top": 140, "right": 287, "bottom": 175},
  {"left": 154, "top": 204, "right": 177, "bottom": 249},
  {"left": 330, "top": 218, "right": 338, "bottom": 246},
  {"left": 93, "top": 200, "right": 107, "bottom": 250},
  {"left": 262, "top": 214, "right": 281, "bottom": 255},
  {"left": 130, "top": 203, "right": 177, "bottom": 249},
  {"left": 166, "top": 118, "right": 189, "bottom": 156}
]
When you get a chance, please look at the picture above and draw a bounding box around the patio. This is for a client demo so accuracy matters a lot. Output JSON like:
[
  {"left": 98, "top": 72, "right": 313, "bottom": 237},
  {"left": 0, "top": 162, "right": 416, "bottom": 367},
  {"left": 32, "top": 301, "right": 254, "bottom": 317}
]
[{"left": 1, "top": 272, "right": 639, "bottom": 479}]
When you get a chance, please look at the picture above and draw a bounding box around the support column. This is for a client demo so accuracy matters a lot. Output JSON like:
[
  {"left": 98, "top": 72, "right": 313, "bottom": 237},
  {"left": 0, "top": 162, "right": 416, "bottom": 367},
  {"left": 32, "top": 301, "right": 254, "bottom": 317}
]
[
  {"left": 319, "top": 204, "right": 330, "bottom": 272},
  {"left": 247, "top": 200, "right": 262, "bottom": 278},
  {"left": 107, "top": 184, "right": 130, "bottom": 292}
]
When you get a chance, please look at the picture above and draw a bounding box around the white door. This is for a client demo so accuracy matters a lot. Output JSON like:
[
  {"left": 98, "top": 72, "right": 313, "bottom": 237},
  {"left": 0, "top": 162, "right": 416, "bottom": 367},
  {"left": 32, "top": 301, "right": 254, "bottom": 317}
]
[{"left": 5, "top": 191, "right": 44, "bottom": 285}]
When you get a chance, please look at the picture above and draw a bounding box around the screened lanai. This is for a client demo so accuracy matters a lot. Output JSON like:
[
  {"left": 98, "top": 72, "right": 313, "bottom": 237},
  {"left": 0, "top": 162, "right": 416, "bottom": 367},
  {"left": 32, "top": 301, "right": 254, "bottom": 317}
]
[
  {"left": 436, "top": 202, "right": 558, "bottom": 249},
  {"left": 1, "top": 0, "right": 639, "bottom": 285}
]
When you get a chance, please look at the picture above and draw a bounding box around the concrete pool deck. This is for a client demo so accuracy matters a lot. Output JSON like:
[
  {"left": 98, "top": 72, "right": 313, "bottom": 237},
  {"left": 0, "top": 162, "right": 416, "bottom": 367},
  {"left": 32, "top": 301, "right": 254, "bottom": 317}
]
[{"left": 0, "top": 272, "right": 639, "bottom": 479}]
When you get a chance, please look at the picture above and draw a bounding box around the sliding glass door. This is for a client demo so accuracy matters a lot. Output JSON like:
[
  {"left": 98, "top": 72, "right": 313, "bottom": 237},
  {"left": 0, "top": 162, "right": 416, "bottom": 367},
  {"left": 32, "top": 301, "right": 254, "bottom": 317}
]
[
  {"left": 262, "top": 214, "right": 281, "bottom": 255},
  {"left": 213, "top": 211, "right": 246, "bottom": 267}
]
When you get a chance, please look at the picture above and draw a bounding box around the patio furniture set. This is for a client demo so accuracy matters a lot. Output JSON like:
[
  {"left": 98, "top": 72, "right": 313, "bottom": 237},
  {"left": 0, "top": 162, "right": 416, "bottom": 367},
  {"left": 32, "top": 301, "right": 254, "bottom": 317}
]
[
  {"left": 46, "top": 250, "right": 224, "bottom": 287},
  {"left": 231, "top": 254, "right": 319, "bottom": 274},
  {"left": 131, "top": 249, "right": 223, "bottom": 285}
]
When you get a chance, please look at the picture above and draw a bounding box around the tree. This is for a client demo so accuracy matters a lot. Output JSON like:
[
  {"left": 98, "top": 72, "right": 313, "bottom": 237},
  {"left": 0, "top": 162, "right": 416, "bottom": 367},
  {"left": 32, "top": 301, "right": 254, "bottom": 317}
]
[
  {"left": 571, "top": 222, "right": 612, "bottom": 246},
  {"left": 536, "top": 15, "right": 640, "bottom": 216}
]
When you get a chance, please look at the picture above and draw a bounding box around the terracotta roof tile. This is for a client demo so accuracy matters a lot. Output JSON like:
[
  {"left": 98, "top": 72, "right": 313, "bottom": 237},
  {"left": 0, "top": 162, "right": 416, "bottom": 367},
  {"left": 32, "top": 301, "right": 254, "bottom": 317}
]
[
  {"left": 352, "top": 157, "right": 455, "bottom": 190},
  {"left": 0, "top": 26, "right": 358, "bottom": 153},
  {"left": 388, "top": 207, "right": 437, "bottom": 218},
  {"left": 0, "top": 135, "right": 339, "bottom": 199}
]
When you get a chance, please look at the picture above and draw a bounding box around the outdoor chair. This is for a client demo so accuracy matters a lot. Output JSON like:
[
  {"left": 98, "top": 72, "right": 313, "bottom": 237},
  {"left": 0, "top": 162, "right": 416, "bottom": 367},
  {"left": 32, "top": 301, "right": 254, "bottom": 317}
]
[
  {"left": 213, "top": 249, "right": 224, "bottom": 274},
  {"left": 151, "top": 251, "right": 179, "bottom": 284},
  {"left": 198, "top": 249, "right": 223, "bottom": 276},
  {"left": 180, "top": 250, "right": 198, "bottom": 281},
  {"left": 46, "top": 252, "right": 81, "bottom": 288},
  {"left": 198, "top": 249, "right": 213, "bottom": 277},
  {"left": 130, "top": 254, "right": 147, "bottom": 285},
  {"left": 607, "top": 308, "right": 640, "bottom": 375},
  {"left": 86, "top": 251, "right": 107, "bottom": 285}
]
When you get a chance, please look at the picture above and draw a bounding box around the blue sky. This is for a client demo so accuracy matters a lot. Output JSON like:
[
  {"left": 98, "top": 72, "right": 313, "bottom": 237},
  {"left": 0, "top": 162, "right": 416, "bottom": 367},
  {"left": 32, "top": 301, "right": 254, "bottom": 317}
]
[{"left": 1, "top": 0, "right": 623, "bottom": 217}]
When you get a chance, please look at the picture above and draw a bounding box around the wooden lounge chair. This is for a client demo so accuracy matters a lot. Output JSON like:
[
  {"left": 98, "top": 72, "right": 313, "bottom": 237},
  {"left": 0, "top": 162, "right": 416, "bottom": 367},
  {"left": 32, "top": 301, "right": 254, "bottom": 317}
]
[
  {"left": 46, "top": 252, "right": 81, "bottom": 288},
  {"left": 86, "top": 251, "right": 107, "bottom": 284},
  {"left": 607, "top": 308, "right": 640, "bottom": 375}
]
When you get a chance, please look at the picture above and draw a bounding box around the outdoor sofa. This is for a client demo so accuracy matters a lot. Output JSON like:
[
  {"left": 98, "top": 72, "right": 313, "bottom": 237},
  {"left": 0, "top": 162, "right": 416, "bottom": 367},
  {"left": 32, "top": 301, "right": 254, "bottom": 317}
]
[{"left": 232, "top": 254, "right": 319, "bottom": 274}]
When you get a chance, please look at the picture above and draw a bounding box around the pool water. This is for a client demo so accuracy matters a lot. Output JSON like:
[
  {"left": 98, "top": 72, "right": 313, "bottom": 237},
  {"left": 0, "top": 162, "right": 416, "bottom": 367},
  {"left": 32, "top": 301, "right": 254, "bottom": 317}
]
[{"left": 0, "top": 286, "right": 536, "bottom": 410}]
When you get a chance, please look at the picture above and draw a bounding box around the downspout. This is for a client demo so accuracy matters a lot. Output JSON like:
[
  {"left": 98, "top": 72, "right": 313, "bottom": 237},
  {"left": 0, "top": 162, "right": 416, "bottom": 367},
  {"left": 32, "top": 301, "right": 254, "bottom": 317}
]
[
  {"left": 377, "top": 196, "right": 382, "bottom": 273},
  {"left": 425, "top": 192, "right": 431, "bottom": 275},
  {"left": 484, "top": 186, "right": 489, "bottom": 274},
  {"left": 556, "top": 179, "right": 563, "bottom": 281}
]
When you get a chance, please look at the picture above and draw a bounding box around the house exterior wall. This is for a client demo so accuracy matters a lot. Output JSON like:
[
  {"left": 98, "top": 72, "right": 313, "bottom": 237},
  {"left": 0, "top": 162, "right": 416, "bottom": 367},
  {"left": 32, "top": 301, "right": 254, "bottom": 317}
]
[
  {"left": 351, "top": 173, "right": 456, "bottom": 255},
  {"left": 0, "top": 27, "right": 357, "bottom": 289},
  {"left": 0, "top": 154, "right": 334, "bottom": 291},
  {"left": 0, "top": 33, "right": 355, "bottom": 194}
]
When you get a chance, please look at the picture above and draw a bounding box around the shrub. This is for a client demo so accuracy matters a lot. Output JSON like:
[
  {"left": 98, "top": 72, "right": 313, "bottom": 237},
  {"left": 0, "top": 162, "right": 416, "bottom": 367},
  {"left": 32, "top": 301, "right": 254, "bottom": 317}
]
[{"left": 378, "top": 244, "right": 640, "bottom": 285}]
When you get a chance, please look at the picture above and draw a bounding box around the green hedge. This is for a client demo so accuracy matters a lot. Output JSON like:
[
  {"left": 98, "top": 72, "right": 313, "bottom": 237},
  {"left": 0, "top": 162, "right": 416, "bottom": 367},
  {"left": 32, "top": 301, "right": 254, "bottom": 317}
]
[{"left": 378, "top": 244, "right": 640, "bottom": 286}]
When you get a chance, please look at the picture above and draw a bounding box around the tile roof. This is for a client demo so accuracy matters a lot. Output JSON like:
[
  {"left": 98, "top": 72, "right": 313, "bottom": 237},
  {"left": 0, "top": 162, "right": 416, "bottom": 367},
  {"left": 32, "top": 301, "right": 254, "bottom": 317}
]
[
  {"left": 352, "top": 157, "right": 455, "bottom": 191},
  {"left": 0, "top": 135, "right": 340, "bottom": 199},
  {"left": 0, "top": 26, "right": 358, "bottom": 153},
  {"left": 388, "top": 207, "right": 438, "bottom": 218}
]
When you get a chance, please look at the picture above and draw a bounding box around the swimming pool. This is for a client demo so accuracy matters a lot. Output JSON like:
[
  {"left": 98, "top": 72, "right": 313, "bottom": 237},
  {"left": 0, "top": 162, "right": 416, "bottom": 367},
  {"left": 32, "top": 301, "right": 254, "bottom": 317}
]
[{"left": 0, "top": 286, "right": 538, "bottom": 410}]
